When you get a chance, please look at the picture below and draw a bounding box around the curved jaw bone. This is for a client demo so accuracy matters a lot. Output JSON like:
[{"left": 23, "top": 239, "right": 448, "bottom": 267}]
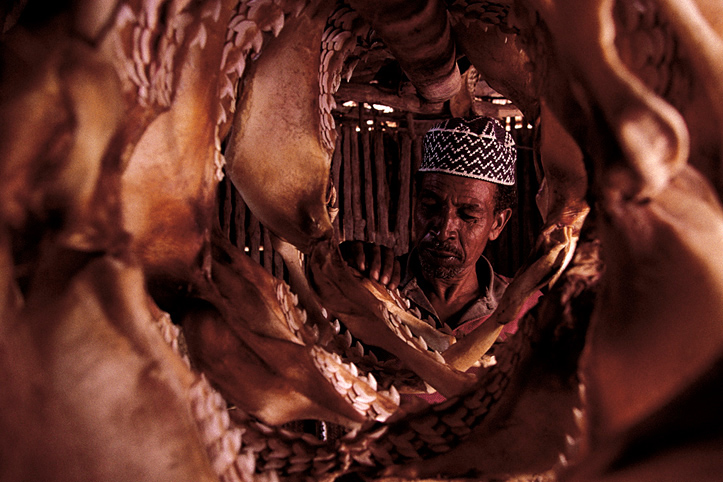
[
  {"left": 309, "top": 238, "right": 476, "bottom": 399},
  {"left": 181, "top": 233, "right": 399, "bottom": 428},
  {"left": 0, "top": 248, "right": 218, "bottom": 482},
  {"left": 527, "top": 0, "right": 689, "bottom": 202},
  {"left": 224, "top": 0, "right": 336, "bottom": 253},
  {"left": 358, "top": 277, "right": 456, "bottom": 354}
]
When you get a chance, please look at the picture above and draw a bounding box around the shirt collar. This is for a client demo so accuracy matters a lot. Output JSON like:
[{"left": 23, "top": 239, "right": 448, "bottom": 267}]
[{"left": 399, "top": 249, "right": 509, "bottom": 328}]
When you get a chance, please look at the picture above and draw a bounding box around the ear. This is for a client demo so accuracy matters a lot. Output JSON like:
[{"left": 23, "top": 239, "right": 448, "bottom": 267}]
[{"left": 488, "top": 208, "right": 512, "bottom": 241}]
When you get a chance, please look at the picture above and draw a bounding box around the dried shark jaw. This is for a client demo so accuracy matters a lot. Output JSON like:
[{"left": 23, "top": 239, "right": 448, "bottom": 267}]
[
  {"left": 512, "top": 0, "right": 723, "bottom": 479},
  {"left": 224, "top": 0, "right": 337, "bottom": 254},
  {"left": 146, "top": 234, "right": 597, "bottom": 481},
  {"left": 180, "top": 231, "right": 401, "bottom": 428}
]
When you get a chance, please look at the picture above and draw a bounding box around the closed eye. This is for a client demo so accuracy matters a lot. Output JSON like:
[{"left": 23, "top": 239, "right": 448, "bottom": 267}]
[
  {"left": 459, "top": 206, "right": 484, "bottom": 222},
  {"left": 418, "top": 194, "right": 441, "bottom": 210}
]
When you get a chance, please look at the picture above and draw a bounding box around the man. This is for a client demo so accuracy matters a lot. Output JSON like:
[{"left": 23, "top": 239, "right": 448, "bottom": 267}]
[{"left": 343, "top": 115, "right": 524, "bottom": 340}]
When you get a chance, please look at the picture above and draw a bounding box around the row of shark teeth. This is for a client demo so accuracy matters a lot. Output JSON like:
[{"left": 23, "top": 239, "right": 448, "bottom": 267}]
[
  {"left": 326, "top": 317, "right": 392, "bottom": 365},
  {"left": 213, "top": 0, "right": 310, "bottom": 180},
  {"left": 311, "top": 345, "right": 400, "bottom": 422},
  {"left": 188, "top": 374, "right": 248, "bottom": 478},
  {"left": 338, "top": 307, "right": 531, "bottom": 471},
  {"left": 152, "top": 305, "right": 254, "bottom": 481},
  {"left": 218, "top": 0, "right": 280, "bottom": 111},
  {"left": 324, "top": 321, "right": 430, "bottom": 394},
  {"left": 187, "top": 347, "right": 349, "bottom": 480},
  {"left": 380, "top": 283, "right": 456, "bottom": 343},
  {"left": 273, "top": 277, "right": 403, "bottom": 421},
  {"left": 246, "top": 427, "right": 346, "bottom": 478},
  {"left": 152, "top": 295, "right": 347, "bottom": 480},
  {"left": 273, "top": 276, "right": 404, "bottom": 422},
  {"left": 216, "top": 0, "right": 308, "bottom": 121},
  {"left": 214, "top": 0, "right": 271, "bottom": 181},
  {"left": 116, "top": 0, "right": 227, "bottom": 180},
  {"left": 318, "top": 4, "right": 370, "bottom": 152},
  {"left": 154, "top": 309, "right": 190, "bottom": 366},
  {"left": 189, "top": 378, "right": 336, "bottom": 482},
  {"left": 383, "top": 284, "right": 412, "bottom": 311},
  {"left": 380, "top": 305, "right": 448, "bottom": 363},
  {"left": 614, "top": 0, "right": 679, "bottom": 97},
  {"left": 114, "top": 0, "right": 211, "bottom": 108},
  {"left": 554, "top": 381, "right": 587, "bottom": 472},
  {"left": 550, "top": 241, "right": 603, "bottom": 475},
  {"left": 448, "top": 0, "right": 517, "bottom": 33},
  {"left": 275, "top": 279, "right": 320, "bottom": 343},
  {"left": 215, "top": 0, "right": 308, "bottom": 180}
]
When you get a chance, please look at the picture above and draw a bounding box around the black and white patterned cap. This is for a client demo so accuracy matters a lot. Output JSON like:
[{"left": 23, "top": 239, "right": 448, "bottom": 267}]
[{"left": 420, "top": 116, "right": 516, "bottom": 185}]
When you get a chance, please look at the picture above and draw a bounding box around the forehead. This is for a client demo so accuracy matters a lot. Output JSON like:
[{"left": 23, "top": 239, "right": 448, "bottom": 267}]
[{"left": 417, "top": 172, "right": 497, "bottom": 206}]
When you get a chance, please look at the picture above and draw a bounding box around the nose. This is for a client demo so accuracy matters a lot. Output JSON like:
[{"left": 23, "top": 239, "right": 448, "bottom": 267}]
[{"left": 433, "top": 206, "right": 458, "bottom": 241}]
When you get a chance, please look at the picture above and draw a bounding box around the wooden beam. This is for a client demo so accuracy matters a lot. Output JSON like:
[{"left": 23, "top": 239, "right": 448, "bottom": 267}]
[
  {"left": 335, "top": 82, "right": 523, "bottom": 118},
  {"left": 336, "top": 83, "right": 445, "bottom": 115}
]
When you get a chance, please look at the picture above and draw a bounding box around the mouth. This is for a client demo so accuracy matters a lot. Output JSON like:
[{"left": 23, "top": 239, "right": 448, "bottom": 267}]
[
  {"left": 428, "top": 251, "right": 461, "bottom": 262},
  {"left": 420, "top": 243, "right": 463, "bottom": 263}
]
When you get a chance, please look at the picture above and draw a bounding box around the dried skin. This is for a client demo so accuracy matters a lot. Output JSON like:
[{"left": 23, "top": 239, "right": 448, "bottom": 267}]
[
  {"left": 225, "top": 0, "right": 336, "bottom": 253},
  {"left": 181, "top": 232, "right": 401, "bottom": 427},
  {"left": 347, "top": 0, "right": 461, "bottom": 102},
  {"left": 583, "top": 167, "right": 723, "bottom": 443},
  {"left": 120, "top": 5, "right": 234, "bottom": 290},
  {"left": 0, "top": 251, "right": 217, "bottom": 482}
]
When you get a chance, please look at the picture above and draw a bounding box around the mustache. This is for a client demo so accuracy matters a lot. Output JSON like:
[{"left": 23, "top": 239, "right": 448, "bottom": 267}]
[{"left": 419, "top": 239, "right": 463, "bottom": 258}]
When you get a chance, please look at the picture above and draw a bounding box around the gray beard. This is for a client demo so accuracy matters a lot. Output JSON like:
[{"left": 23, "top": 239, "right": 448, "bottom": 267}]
[{"left": 419, "top": 258, "right": 462, "bottom": 280}]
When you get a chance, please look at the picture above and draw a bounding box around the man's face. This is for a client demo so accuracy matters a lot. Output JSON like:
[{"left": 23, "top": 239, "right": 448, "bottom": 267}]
[{"left": 413, "top": 173, "right": 511, "bottom": 281}]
